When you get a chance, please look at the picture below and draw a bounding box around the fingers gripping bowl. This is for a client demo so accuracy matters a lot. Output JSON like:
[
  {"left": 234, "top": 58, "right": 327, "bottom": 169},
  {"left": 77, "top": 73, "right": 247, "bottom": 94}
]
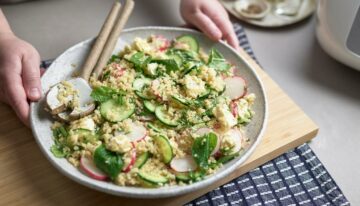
[{"left": 30, "top": 27, "right": 267, "bottom": 198}]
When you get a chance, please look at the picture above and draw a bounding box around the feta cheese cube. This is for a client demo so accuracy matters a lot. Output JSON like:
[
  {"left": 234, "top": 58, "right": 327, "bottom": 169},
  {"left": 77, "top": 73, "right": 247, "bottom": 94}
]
[{"left": 213, "top": 104, "right": 237, "bottom": 131}]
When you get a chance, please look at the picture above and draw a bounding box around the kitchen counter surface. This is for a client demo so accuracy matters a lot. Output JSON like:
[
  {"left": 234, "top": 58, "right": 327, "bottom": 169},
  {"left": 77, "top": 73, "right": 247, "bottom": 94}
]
[{"left": 2, "top": 0, "right": 359, "bottom": 204}]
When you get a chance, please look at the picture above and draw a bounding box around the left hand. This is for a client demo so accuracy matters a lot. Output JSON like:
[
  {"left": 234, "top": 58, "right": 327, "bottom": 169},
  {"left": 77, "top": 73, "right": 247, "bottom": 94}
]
[{"left": 180, "top": 0, "right": 240, "bottom": 51}]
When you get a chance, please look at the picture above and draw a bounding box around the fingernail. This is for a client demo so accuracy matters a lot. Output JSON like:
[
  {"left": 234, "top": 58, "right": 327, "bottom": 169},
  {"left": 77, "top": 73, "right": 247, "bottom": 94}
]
[{"left": 29, "top": 88, "right": 40, "bottom": 99}]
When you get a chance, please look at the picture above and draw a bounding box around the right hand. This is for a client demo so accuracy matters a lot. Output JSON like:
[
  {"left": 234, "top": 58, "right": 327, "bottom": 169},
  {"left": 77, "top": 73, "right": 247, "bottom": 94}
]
[
  {"left": 180, "top": 0, "right": 240, "bottom": 51},
  {"left": 0, "top": 32, "right": 42, "bottom": 126}
]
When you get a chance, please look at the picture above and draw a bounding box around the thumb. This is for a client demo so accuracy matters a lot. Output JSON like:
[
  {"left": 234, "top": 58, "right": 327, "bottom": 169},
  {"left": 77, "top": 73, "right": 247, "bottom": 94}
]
[{"left": 22, "top": 53, "right": 42, "bottom": 101}]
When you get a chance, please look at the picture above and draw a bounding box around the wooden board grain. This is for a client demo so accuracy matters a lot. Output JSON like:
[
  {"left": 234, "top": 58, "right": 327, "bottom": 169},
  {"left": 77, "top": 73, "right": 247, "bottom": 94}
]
[{"left": 0, "top": 48, "right": 318, "bottom": 206}]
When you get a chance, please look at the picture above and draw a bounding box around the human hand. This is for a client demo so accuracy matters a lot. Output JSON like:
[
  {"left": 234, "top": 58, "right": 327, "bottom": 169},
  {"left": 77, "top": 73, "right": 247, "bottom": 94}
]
[
  {"left": 180, "top": 0, "right": 240, "bottom": 51},
  {"left": 0, "top": 32, "right": 42, "bottom": 126}
]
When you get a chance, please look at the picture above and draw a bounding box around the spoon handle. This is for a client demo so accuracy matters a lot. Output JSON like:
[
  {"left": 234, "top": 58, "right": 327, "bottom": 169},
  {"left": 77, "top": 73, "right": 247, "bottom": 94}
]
[
  {"left": 92, "top": 0, "right": 135, "bottom": 79},
  {"left": 80, "top": 1, "right": 121, "bottom": 81}
]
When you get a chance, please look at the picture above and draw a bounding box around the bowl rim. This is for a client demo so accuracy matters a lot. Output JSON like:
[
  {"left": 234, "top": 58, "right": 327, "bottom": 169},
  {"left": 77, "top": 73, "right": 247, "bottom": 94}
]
[{"left": 30, "top": 26, "right": 268, "bottom": 198}]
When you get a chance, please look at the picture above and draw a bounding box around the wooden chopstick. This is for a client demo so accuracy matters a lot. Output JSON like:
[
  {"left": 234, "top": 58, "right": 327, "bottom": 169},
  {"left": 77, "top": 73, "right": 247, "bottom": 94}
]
[
  {"left": 92, "top": 0, "right": 135, "bottom": 78},
  {"left": 80, "top": 1, "right": 121, "bottom": 81}
]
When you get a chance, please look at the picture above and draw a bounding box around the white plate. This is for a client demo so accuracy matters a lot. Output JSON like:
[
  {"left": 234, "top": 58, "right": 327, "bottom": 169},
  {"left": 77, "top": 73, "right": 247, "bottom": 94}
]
[
  {"left": 30, "top": 26, "right": 268, "bottom": 198},
  {"left": 221, "top": 0, "right": 316, "bottom": 27}
]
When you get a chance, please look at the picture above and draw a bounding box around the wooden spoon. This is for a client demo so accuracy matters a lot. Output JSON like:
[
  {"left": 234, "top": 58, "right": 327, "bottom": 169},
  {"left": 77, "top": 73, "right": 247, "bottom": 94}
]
[{"left": 46, "top": 0, "right": 134, "bottom": 121}]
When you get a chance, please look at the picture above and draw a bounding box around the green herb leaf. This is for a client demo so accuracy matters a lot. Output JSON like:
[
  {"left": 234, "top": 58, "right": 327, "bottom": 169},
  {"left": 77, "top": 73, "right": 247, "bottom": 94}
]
[
  {"left": 191, "top": 132, "right": 218, "bottom": 169},
  {"left": 90, "top": 86, "right": 125, "bottom": 103},
  {"left": 207, "top": 48, "right": 231, "bottom": 72},
  {"left": 108, "top": 54, "right": 121, "bottom": 64},
  {"left": 94, "top": 145, "right": 124, "bottom": 180},
  {"left": 53, "top": 126, "right": 68, "bottom": 139}
]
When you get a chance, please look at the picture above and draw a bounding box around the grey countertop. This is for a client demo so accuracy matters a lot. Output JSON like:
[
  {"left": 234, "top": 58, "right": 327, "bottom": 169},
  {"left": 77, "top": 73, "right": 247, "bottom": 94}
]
[{"left": 2, "top": 0, "right": 360, "bottom": 204}]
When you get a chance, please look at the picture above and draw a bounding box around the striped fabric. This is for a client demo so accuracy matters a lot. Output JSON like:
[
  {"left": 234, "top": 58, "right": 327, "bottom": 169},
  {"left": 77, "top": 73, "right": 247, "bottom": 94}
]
[
  {"left": 40, "top": 23, "right": 350, "bottom": 206},
  {"left": 186, "top": 144, "right": 349, "bottom": 206}
]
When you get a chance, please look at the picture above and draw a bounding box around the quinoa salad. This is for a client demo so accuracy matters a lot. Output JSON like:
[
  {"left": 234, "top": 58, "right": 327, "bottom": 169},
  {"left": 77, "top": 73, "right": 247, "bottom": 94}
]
[{"left": 47, "top": 34, "right": 256, "bottom": 188}]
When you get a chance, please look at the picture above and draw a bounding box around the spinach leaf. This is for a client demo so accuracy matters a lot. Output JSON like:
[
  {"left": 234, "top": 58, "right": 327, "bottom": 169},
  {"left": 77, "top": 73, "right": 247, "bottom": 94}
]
[
  {"left": 94, "top": 145, "right": 124, "bottom": 180},
  {"left": 128, "top": 52, "right": 151, "bottom": 72},
  {"left": 151, "top": 59, "right": 179, "bottom": 73},
  {"left": 167, "top": 48, "right": 198, "bottom": 61},
  {"left": 191, "top": 132, "right": 218, "bottom": 169},
  {"left": 207, "top": 48, "right": 231, "bottom": 72},
  {"left": 90, "top": 86, "right": 125, "bottom": 103}
]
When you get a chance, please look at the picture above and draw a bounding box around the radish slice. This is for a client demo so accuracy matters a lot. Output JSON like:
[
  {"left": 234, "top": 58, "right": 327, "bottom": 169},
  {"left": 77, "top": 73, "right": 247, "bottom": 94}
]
[
  {"left": 170, "top": 156, "right": 197, "bottom": 172},
  {"left": 115, "top": 122, "right": 147, "bottom": 142},
  {"left": 153, "top": 35, "right": 170, "bottom": 52},
  {"left": 138, "top": 115, "right": 155, "bottom": 122},
  {"left": 222, "top": 129, "right": 243, "bottom": 155},
  {"left": 123, "top": 148, "right": 137, "bottom": 173},
  {"left": 115, "top": 68, "right": 126, "bottom": 77},
  {"left": 194, "top": 127, "right": 213, "bottom": 137},
  {"left": 230, "top": 101, "right": 238, "bottom": 118},
  {"left": 223, "top": 76, "right": 247, "bottom": 100},
  {"left": 230, "top": 67, "right": 236, "bottom": 75},
  {"left": 80, "top": 156, "right": 107, "bottom": 181}
]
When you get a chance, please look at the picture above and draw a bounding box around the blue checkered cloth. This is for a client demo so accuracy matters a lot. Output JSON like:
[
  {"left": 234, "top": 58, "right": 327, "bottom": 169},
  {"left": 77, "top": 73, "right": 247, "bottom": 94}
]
[{"left": 41, "top": 23, "right": 350, "bottom": 206}]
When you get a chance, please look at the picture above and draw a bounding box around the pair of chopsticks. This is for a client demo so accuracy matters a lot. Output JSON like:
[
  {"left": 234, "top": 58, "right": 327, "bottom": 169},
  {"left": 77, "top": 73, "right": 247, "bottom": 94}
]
[{"left": 80, "top": 0, "right": 135, "bottom": 81}]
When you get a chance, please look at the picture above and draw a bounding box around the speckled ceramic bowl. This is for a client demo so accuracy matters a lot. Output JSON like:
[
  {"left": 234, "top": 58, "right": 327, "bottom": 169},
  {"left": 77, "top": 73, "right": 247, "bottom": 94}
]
[{"left": 30, "top": 27, "right": 268, "bottom": 198}]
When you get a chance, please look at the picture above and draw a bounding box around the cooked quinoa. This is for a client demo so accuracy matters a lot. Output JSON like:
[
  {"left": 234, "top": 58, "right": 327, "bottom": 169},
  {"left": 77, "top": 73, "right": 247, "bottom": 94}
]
[{"left": 49, "top": 34, "right": 256, "bottom": 187}]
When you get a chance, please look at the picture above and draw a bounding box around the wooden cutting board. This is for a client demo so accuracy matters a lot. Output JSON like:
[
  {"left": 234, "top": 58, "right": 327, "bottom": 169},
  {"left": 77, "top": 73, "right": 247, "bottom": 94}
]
[{"left": 0, "top": 48, "right": 318, "bottom": 206}]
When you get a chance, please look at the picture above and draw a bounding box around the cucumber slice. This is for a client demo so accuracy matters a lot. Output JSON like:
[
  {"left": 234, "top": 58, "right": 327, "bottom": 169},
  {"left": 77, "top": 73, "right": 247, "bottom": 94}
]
[
  {"left": 155, "top": 106, "right": 180, "bottom": 127},
  {"left": 175, "top": 171, "right": 204, "bottom": 182},
  {"left": 168, "top": 53, "right": 182, "bottom": 66},
  {"left": 147, "top": 123, "right": 161, "bottom": 132},
  {"left": 139, "top": 178, "right": 158, "bottom": 188},
  {"left": 72, "top": 128, "right": 91, "bottom": 136},
  {"left": 138, "top": 170, "right": 168, "bottom": 185},
  {"left": 171, "top": 95, "right": 190, "bottom": 106},
  {"left": 143, "top": 100, "right": 157, "bottom": 113},
  {"left": 176, "top": 35, "right": 199, "bottom": 52},
  {"left": 175, "top": 172, "right": 191, "bottom": 182},
  {"left": 71, "top": 129, "right": 98, "bottom": 144},
  {"left": 217, "top": 152, "right": 239, "bottom": 164},
  {"left": 135, "top": 90, "right": 155, "bottom": 100},
  {"left": 133, "top": 78, "right": 155, "bottom": 100},
  {"left": 152, "top": 135, "right": 173, "bottom": 164},
  {"left": 100, "top": 99, "right": 135, "bottom": 122},
  {"left": 133, "top": 78, "right": 152, "bottom": 91},
  {"left": 134, "top": 152, "right": 150, "bottom": 169},
  {"left": 67, "top": 128, "right": 92, "bottom": 146}
]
